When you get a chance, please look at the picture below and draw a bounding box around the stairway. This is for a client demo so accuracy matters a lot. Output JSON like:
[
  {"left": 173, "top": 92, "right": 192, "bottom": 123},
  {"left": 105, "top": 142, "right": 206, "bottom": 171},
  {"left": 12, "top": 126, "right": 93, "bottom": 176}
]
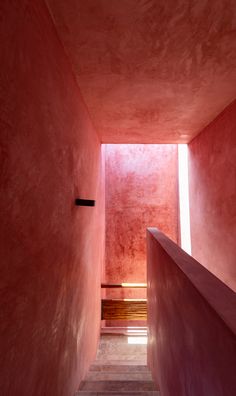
[{"left": 75, "top": 334, "right": 160, "bottom": 396}]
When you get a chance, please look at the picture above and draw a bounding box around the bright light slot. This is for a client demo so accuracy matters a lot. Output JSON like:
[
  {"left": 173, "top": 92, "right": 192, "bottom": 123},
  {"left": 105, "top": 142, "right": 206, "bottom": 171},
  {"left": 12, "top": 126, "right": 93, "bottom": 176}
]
[
  {"left": 121, "top": 283, "right": 147, "bottom": 288},
  {"left": 178, "top": 144, "right": 191, "bottom": 255}
]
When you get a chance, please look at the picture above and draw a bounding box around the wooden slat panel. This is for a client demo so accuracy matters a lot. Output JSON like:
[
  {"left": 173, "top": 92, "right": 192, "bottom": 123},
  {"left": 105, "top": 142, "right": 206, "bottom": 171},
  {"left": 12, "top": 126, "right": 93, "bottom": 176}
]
[{"left": 102, "top": 299, "right": 147, "bottom": 320}]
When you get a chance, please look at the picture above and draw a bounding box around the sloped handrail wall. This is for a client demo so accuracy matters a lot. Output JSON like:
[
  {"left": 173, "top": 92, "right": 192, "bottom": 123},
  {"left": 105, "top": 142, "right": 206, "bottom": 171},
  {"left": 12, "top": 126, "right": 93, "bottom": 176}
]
[{"left": 147, "top": 228, "right": 236, "bottom": 396}]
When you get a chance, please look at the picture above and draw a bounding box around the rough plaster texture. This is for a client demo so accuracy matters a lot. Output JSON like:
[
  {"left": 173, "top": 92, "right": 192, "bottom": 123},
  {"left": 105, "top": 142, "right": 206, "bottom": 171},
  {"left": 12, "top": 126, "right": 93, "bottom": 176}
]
[
  {"left": 104, "top": 144, "right": 178, "bottom": 314},
  {"left": 0, "top": 1, "right": 104, "bottom": 395},
  {"left": 47, "top": 0, "right": 236, "bottom": 143},
  {"left": 189, "top": 100, "right": 236, "bottom": 292},
  {"left": 147, "top": 228, "right": 236, "bottom": 396}
]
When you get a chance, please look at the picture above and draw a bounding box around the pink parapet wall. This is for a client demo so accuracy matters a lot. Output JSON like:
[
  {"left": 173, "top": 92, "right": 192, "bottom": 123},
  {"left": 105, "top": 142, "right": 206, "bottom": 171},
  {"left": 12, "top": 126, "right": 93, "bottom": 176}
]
[
  {"left": 188, "top": 100, "right": 236, "bottom": 291},
  {"left": 147, "top": 228, "right": 236, "bottom": 396},
  {"left": 0, "top": 1, "right": 104, "bottom": 395},
  {"left": 104, "top": 144, "right": 179, "bottom": 317}
]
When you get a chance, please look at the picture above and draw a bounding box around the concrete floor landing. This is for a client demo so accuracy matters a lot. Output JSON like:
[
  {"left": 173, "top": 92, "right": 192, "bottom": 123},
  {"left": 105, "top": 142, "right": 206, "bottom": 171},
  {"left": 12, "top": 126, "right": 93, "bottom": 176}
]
[{"left": 76, "top": 334, "right": 160, "bottom": 395}]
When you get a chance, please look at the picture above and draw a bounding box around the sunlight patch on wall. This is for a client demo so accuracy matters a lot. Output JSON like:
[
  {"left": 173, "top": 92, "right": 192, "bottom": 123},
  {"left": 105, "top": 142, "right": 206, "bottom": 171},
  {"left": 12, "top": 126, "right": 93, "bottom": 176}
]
[
  {"left": 128, "top": 336, "right": 147, "bottom": 345},
  {"left": 178, "top": 144, "right": 191, "bottom": 255}
]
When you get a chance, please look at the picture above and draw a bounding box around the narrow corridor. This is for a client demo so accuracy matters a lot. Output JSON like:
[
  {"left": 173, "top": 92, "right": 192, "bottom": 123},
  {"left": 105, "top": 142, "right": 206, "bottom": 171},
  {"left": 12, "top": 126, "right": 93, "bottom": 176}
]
[
  {"left": 76, "top": 334, "right": 159, "bottom": 395},
  {"left": 2, "top": 2, "right": 236, "bottom": 395}
]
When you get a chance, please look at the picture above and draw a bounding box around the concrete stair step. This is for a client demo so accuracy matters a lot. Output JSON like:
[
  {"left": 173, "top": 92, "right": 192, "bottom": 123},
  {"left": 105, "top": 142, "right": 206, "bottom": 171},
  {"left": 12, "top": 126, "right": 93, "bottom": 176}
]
[
  {"left": 76, "top": 392, "right": 160, "bottom": 395},
  {"left": 90, "top": 364, "right": 149, "bottom": 372},
  {"left": 96, "top": 355, "right": 147, "bottom": 361},
  {"left": 85, "top": 372, "right": 152, "bottom": 381},
  {"left": 79, "top": 380, "right": 157, "bottom": 392},
  {"left": 97, "top": 345, "right": 147, "bottom": 349},
  {"left": 97, "top": 346, "right": 146, "bottom": 358},
  {"left": 93, "top": 360, "right": 147, "bottom": 366},
  {"left": 96, "top": 353, "right": 147, "bottom": 360}
]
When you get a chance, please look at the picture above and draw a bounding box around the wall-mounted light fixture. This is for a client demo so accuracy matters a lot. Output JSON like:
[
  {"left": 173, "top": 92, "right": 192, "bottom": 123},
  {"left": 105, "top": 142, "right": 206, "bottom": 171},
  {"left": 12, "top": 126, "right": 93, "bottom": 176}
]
[{"left": 75, "top": 199, "right": 95, "bottom": 207}]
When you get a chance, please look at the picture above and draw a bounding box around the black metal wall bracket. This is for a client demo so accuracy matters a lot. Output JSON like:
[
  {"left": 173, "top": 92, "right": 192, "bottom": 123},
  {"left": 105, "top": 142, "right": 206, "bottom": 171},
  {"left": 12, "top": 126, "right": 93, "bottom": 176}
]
[{"left": 75, "top": 199, "right": 96, "bottom": 207}]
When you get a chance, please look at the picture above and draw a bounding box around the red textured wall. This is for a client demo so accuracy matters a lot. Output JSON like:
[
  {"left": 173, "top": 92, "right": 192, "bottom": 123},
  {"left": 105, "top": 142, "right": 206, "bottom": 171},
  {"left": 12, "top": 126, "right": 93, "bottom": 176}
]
[
  {"left": 0, "top": 1, "right": 104, "bottom": 395},
  {"left": 104, "top": 145, "right": 178, "bottom": 324},
  {"left": 189, "top": 100, "right": 236, "bottom": 292},
  {"left": 147, "top": 228, "right": 236, "bottom": 396}
]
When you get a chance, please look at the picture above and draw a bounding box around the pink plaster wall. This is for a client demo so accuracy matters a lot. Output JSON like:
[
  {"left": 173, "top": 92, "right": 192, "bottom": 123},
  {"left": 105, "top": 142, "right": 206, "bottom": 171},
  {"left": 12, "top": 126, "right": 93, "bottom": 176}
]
[
  {"left": 104, "top": 145, "right": 178, "bottom": 316},
  {"left": 188, "top": 100, "right": 236, "bottom": 291},
  {"left": 0, "top": 1, "right": 104, "bottom": 395},
  {"left": 147, "top": 228, "right": 236, "bottom": 396}
]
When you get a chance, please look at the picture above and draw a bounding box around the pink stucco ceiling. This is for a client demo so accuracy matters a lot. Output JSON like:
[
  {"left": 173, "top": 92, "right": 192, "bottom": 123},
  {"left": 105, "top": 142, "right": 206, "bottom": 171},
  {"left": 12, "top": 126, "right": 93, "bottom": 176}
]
[{"left": 47, "top": 0, "right": 236, "bottom": 143}]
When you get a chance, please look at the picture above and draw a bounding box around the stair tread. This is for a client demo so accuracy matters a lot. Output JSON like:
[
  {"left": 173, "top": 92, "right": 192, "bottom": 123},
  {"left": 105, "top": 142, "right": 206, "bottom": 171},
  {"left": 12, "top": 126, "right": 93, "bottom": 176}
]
[
  {"left": 76, "top": 392, "right": 160, "bottom": 395},
  {"left": 90, "top": 365, "right": 149, "bottom": 372},
  {"left": 79, "top": 380, "right": 157, "bottom": 392},
  {"left": 85, "top": 372, "right": 152, "bottom": 381},
  {"left": 93, "top": 360, "right": 147, "bottom": 366}
]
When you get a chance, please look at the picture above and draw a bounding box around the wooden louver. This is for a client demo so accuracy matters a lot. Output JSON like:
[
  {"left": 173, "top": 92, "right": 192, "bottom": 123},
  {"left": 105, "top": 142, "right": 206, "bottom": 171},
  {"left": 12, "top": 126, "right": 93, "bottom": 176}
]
[{"left": 101, "top": 299, "right": 147, "bottom": 320}]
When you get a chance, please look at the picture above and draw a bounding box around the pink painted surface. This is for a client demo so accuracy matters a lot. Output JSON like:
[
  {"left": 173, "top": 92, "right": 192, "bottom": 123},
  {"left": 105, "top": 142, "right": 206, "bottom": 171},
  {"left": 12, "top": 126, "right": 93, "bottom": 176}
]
[
  {"left": 47, "top": 0, "right": 236, "bottom": 143},
  {"left": 104, "top": 145, "right": 178, "bottom": 327},
  {"left": 147, "top": 228, "right": 236, "bottom": 396},
  {"left": 0, "top": 1, "right": 104, "bottom": 395},
  {"left": 189, "top": 100, "right": 236, "bottom": 291}
]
